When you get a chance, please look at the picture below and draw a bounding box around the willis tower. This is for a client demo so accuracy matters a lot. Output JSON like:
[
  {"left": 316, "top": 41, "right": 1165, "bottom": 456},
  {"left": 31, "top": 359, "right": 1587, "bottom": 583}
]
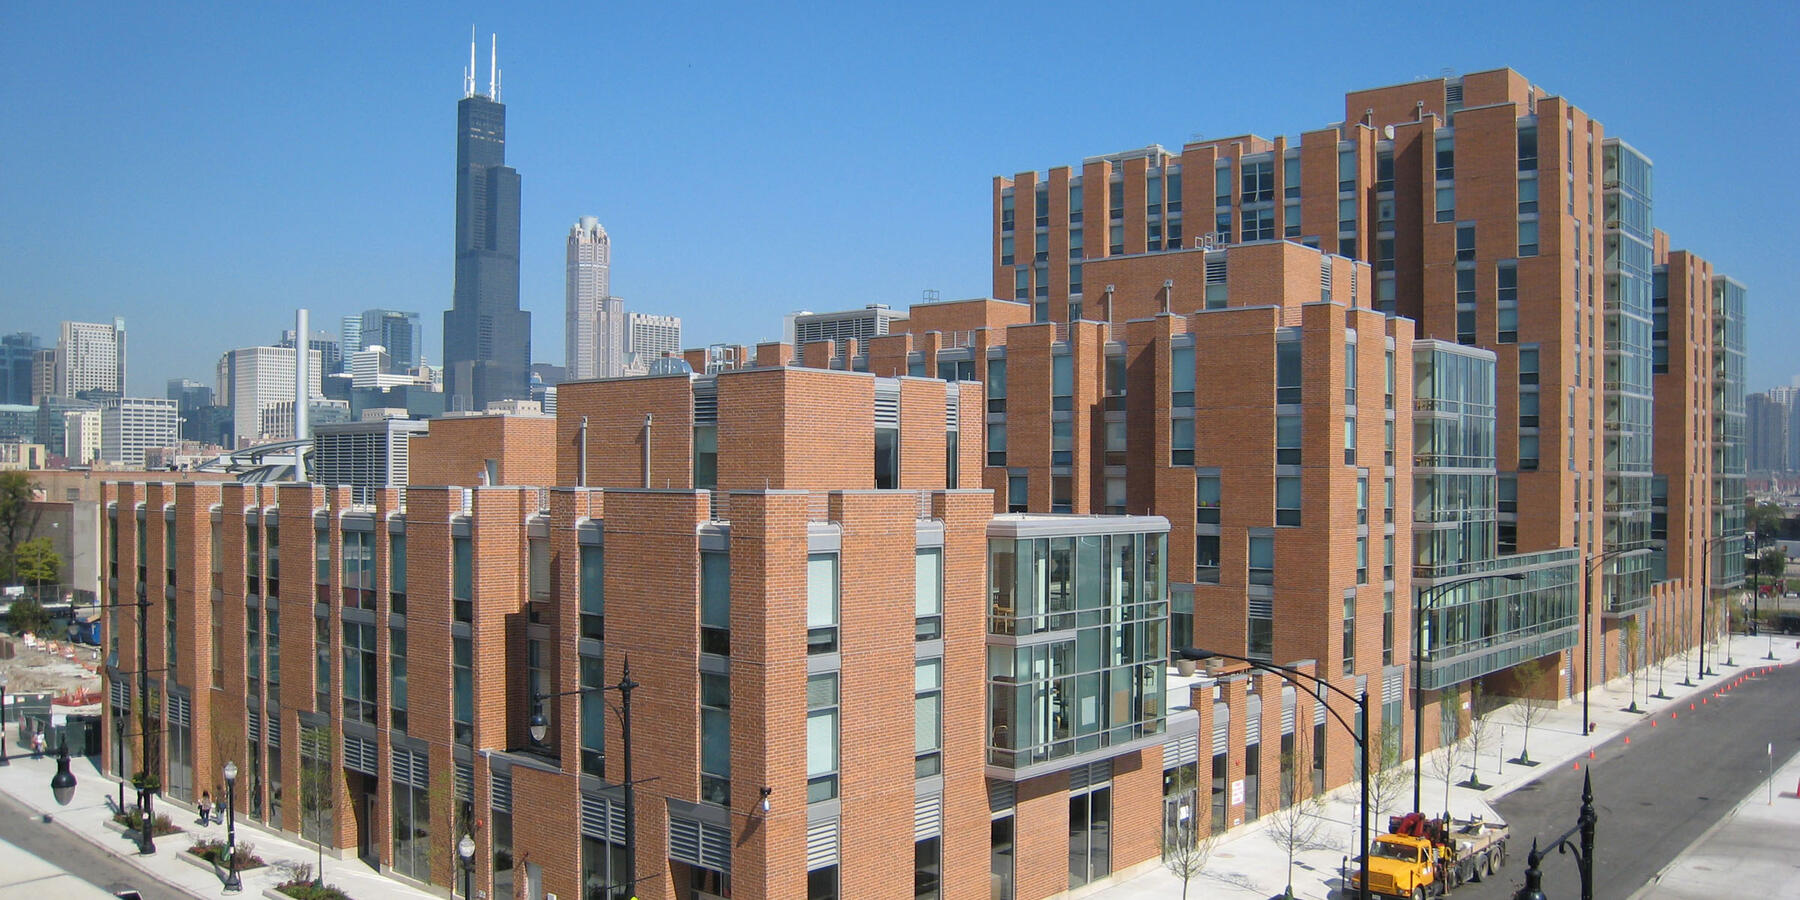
[{"left": 444, "top": 30, "right": 528, "bottom": 412}]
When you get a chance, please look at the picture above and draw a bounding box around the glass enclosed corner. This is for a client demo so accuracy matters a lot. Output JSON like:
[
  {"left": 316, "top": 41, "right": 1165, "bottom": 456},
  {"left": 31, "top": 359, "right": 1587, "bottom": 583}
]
[{"left": 986, "top": 527, "right": 1170, "bottom": 774}]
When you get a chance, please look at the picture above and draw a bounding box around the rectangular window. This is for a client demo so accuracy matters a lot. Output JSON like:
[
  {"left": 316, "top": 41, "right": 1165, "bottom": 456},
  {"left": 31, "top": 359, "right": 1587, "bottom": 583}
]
[
  {"left": 1356, "top": 476, "right": 1369, "bottom": 525},
  {"left": 1518, "top": 175, "right": 1538, "bottom": 214},
  {"left": 1435, "top": 135, "right": 1455, "bottom": 181},
  {"left": 389, "top": 533, "right": 406, "bottom": 615},
  {"left": 1276, "top": 414, "right": 1301, "bottom": 465},
  {"left": 915, "top": 658, "right": 942, "bottom": 778},
  {"left": 1241, "top": 160, "right": 1274, "bottom": 203},
  {"left": 390, "top": 627, "right": 407, "bottom": 731},
  {"left": 1052, "top": 420, "right": 1073, "bottom": 466},
  {"left": 986, "top": 357, "right": 1006, "bottom": 412},
  {"left": 1383, "top": 590, "right": 1395, "bottom": 665},
  {"left": 314, "top": 615, "right": 330, "bottom": 712},
  {"left": 701, "top": 671, "right": 731, "bottom": 805},
  {"left": 1342, "top": 595, "right": 1356, "bottom": 675},
  {"left": 1052, "top": 354, "right": 1074, "bottom": 412},
  {"left": 1376, "top": 150, "right": 1394, "bottom": 193},
  {"left": 1068, "top": 787, "right": 1113, "bottom": 888},
  {"left": 1166, "top": 171, "right": 1182, "bottom": 212},
  {"left": 1104, "top": 420, "right": 1127, "bottom": 466},
  {"left": 580, "top": 544, "right": 604, "bottom": 641},
  {"left": 1170, "top": 346, "right": 1195, "bottom": 408},
  {"left": 1007, "top": 473, "right": 1027, "bottom": 513},
  {"left": 1171, "top": 418, "right": 1195, "bottom": 467},
  {"left": 1013, "top": 267, "right": 1028, "bottom": 301},
  {"left": 1067, "top": 229, "right": 1082, "bottom": 261},
  {"left": 1338, "top": 149, "right": 1357, "bottom": 192},
  {"left": 1000, "top": 235, "right": 1014, "bottom": 266},
  {"left": 1344, "top": 416, "right": 1357, "bottom": 465},
  {"left": 1519, "top": 390, "right": 1540, "bottom": 428},
  {"left": 1519, "top": 434, "right": 1540, "bottom": 471},
  {"left": 694, "top": 424, "right": 718, "bottom": 489},
  {"left": 1069, "top": 184, "right": 1083, "bottom": 223},
  {"left": 452, "top": 536, "right": 472, "bottom": 623},
  {"left": 1195, "top": 534, "right": 1221, "bottom": 584},
  {"left": 1244, "top": 207, "right": 1274, "bottom": 241},
  {"left": 1456, "top": 223, "right": 1476, "bottom": 261},
  {"left": 1196, "top": 473, "right": 1221, "bottom": 525},
  {"left": 1356, "top": 536, "right": 1368, "bottom": 585},
  {"left": 876, "top": 425, "right": 900, "bottom": 490},
  {"left": 1275, "top": 476, "right": 1301, "bottom": 526},
  {"left": 580, "top": 654, "right": 605, "bottom": 777},
  {"left": 1435, "top": 187, "right": 1455, "bottom": 223},
  {"left": 1248, "top": 535, "right": 1274, "bottom": 586},
  {"left": 1276, "top": 340, "right": 1301, "bottom": 405},
  {"left": 915, "top": 836, "right": 942, "bottom": 900},
  {"left": 1104, "top": 476, "right": 1125, "bottom": 515},
  {"left": 527, "top": 536, "right": 550, "bottom": 604},
  {"left": 1518, "top": 347, "right": 1540, "bottom": 385},
  {"left": 701, "top": 550, "right": 730, "bottom": 656},
  {"left": 343, "top": 621, "right": 377, "bottom": 725},
  {"left": 807, "top": 672, "right": 839, "bottom": 802},
  {"left": 1518, "top": 126, "right": 1538, "bottom": 171},
  {"left": 1518, "top": 219, "right": 1539, "bottom": 257},
  {"left": 1051, "top": 475, "right": 1072, "bottom": 514},
  {"left": 915, "top": 548, "right": 943, "bottom": 642},
  {"left": 453, "top": 635, "right": 473, "bottom": 743},
  {"left": 986, "top": 419, "right": 1009, "bottom": 468},
  {"left": 807, "top": 554, "right": 839, "bottom": 655},
  {"left": 1344, "top": 341, "right": 1358, "bottom": 406}
]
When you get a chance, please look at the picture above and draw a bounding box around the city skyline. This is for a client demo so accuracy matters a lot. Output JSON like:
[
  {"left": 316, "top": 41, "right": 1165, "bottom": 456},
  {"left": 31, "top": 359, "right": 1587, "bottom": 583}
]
[{"left": 5, "top": 3, "right": 1795, "bottom": 396}]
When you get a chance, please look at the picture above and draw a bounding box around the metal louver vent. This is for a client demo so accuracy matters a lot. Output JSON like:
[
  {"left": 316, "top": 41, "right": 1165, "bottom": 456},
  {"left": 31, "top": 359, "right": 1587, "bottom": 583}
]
[
  {"left": 343, "top": 735, "right": 377, "bottom": 775},
  {"left": 1213, "top": 702, "right": 1229, "bottom": 755},
  {"left": 805, "top": 817, "right": 839, "bottom": 869},
  {"left": 492, "top": 772, "right": 512, "bottom": 814},
  {"left": 693, "top": 381, "right": 718, "bottom": 425},
  {"left": 913, "top": 794, "right": 943, "bottom": 840},
  {"left": 581, "top": 794, "right": 626, "bottom": 843},
  {"left": 455, "top": 761, "right": 473, "bottom": 803},
  {"left": 169, "top": 693, "right": 191, "bottom": 728},
  {"left": 1205, "top": 256, "right": 1228, "bottom": 284},
  {"left": 1164, "top": 732, "right": 1200, "bottom": 767},
  {"left": 671, "top": 816, "right": 732, "bottom": 872},
  {"left": 988, "top": 780, "right": 1015, "bottom": 812},
  {"left": 875, "top": 381, "right": 901, "bottom": 428},
  {"left": 391, "top": 748, "right": 428, "bottom": 788},
  {"left": 946, "top": 386, "right": 960, "bottom": 431}
]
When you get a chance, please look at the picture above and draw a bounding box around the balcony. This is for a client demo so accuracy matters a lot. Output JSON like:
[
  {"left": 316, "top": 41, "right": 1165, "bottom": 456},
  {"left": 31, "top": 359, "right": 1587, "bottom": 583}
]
[{"left": 1418, "top": 548, "right": 1580, "bottom": 690}]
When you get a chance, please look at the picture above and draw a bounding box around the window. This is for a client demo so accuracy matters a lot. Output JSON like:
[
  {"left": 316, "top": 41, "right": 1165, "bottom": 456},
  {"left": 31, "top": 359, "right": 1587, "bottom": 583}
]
[
  {"left": 1248, "top": 535, "right": 1274, "bottom": 586},
  {"left": 452, "top": 535, "right": 472, "bottom": 623},
  {"left": 1243, "top": 207, "right": 1274, "bottom": 241},
  {"left": 1104, "top": 476, "right": 1126, "bottom": 515},
  {"left": 1000, "top": 235, "right": 1014, "bottom": 266},
  {"left": 1276, "top": 341, "right": 1301, "bottom": 404},
  {"left": 1013, "top": 268, "right": 1028, "bottom": 301},
  {"left": 1344, "top": 416, "right": 1358, "bottom": 465},
  {"left": 987, "top": 422, "right": 1007, "bottom": 467},
  {"left": 1051, "top": 475, "right": 1072, "bottom": 513},
  {"left": 1034, "top": 231, "right": 1048, "bottom": 262},
  {"left": 1035, "top": 186, "right": 1049, "bottom": 228},
  {"left": 1435, "top": 135, "right": 1454, "bottom": 181},
  {"left": 1171, "top": 418, "right": 1195, "bottom": 467},
  {"left": 807, "top": 554, "right": 838, "bottom": 655},
  {"left": 1276, "top": 477, "right": 1301, "bottom": 527},
  {"left": 453, "top": 635, "right": 473, "bottom": 743},
  {"left": 389, "top": 533, "right": 406, "bottom": 615},
  {"left": 915, "top": 835, "right": 942, "bottom": 900},
  {"left": 1519, "top": 434, "right": 1540, "bottom": 471},
  {"left": 245, "top": 523, "right": 261, "bottom": 592},
  {"left": 915, "top": 548, "right": 943, "bottom": 642},
  {"left": 701, "top": 672, "right": 731, "bottom": 805},
  {"left": 1456, "top": 224, "right": 1476, "bottom": 261},
  {"left": 1000, "top": 191, "right": 1014, "bottom": 231},
  {"left": 1069, "top": 184, "right": 1083, "bottom": 223},
  {"left": 1338, "top": 149, "right": 1357, "bottom": 192},
  {"left": 1069, "top": 264, "right": 1083, "bottom": 297},
  {"left": 1276, "top": 414, "right": 1301, "bottom": 465},
  {"left": 991, "top": 817, "right": 1016, "bottom": 900},
  {"left": 343, "top": 621, "right": 377, "bottom": 725},
  {"left": 915, "top": 659, "right": 942, "bottom": 777},
  {"left": 807, "top": 672, "right": 839, "bottom": 802},
  {"left": 1007, "top": 473, "right": 1027, "bottom": 513},
  {"left": 1109, "top": 180, "right": 1124, "bottom": 220},
  {"left": 1241, "top": 160, "right": 1274, "bottom": 203},
  {"left": 1196, "top": 473, "right": 1221, "bottom": 524},
  {"left": 1519, "top": 390, "right": 1540, "bottom": 428},
  {"left": 1345, "top": 341, "right": 1358, "bottom": 406},
  {"left": 1166, "top": 171, "right": 1182, "bottom": 212},
  {"left": 876, "top": 425, "right": 900, "bottom": 490},
  {"left": 701, "top": 550, "right": 730, "bottom": 656},
  {"left": 1518, "top": 219, "right": 1539, "bottom": 257},
  {"left": 579, "top": 653, "right": 605, "bottom": 777},
  {"left": 1104, "top": 420, "right": 1127, "bottom": 466},
  {"left": 528, "top": 535, "right": 550, "bottom": 603},
  {"left": 314, "top": 616, "right": 330, "bottom": 711},
  {"left": 1435, "top": 187, "right": 1455, "bottom": 223},
  {"left": 1356, "top": 536, "right": 1368, "bottom": 584},
  {"left": 1052, "top": 354, "right": 1074, "bottom": 412},
  {"left": 1383, "top": 590, "right": 1395, "bottom": 665},
  {"left": 694, "top": 424, "right": 718, "bottom": 489},
  {"left": 1384, "top": 535, "right": 1394, "bottom": 582},
  {"left": 1067, "top": 229, "right": 1082, "bottom": 261},
  {"left": 1342, "top": 595, "right": 1356, "bottom": 675},
  {"left": 1518, "top": 125, "right": 1538, "bottom": 171},
  {"left": 987, "top": 357, "right": 1007, "bottom": 413},
  {"left": 1195, "top": 534, "right": 1221, "bottom": 584},
  {"left": 1052, "top": 420, "right": 1073, "bottom": 466},
  {"left": 387, "top": 627, "right": 407, "bottom": 732},
  {"left": 1518, "top": 175, "right": 1538, "bottom": 214},
  {"left": 1284, "top": 201, "right": 1302, "bottom": 237},
  {"left": 1356, "top": 475, "right": 1369, "bottom": 525},
  {"left": 580, "top": 544, "right": 604, "bottom": 641},
  {"left": 1147, "top": 175, "right": 1163, "bottom": 216},
  {"left": 1171, "top": 346, "right": 1195, "bottom": 408},
  {"left": 391, "top": 769, "right": 431, "bottom": 881},
  {"left": 1376, "top": 150, "right": 1394, "bottom": 193},
  {"left": 1518, "top": 347, "right": 1539, "bottom": 385}
]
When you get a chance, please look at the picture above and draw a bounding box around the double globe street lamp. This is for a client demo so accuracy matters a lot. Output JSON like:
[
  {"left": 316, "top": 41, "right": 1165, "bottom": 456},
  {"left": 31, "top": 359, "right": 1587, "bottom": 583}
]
[{"left": 223, "top": 760, "right": 242, "bottom": 892}]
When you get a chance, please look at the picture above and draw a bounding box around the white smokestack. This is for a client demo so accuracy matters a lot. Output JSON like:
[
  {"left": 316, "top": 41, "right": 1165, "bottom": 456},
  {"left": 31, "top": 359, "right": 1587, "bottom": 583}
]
[{"left": 295, "top": 308, "right": 310, "bottom": 444}]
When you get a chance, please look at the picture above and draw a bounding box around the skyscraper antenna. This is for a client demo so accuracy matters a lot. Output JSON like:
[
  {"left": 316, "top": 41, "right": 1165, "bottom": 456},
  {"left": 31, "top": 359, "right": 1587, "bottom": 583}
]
[
  {"left": 489, "top": 33, "right": 498, "bottom": 100},
  {"left": 465, "top": 26, "right": 476, "bottom": 97}
]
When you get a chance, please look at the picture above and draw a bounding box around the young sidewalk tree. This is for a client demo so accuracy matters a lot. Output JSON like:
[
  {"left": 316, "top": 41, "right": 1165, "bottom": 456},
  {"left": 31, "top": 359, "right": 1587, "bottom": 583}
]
[
  {"left": 1508, "top": 659, "right": 1552, "bottom": 765},
  {"left": 1462, "top": 685, "right": 1496, "bottom": 788},
  {"left": 1266, "top": 725, "right": 1328, "bottom": 900},
  {"left": 1162, "top": 824, "right": 1220, "bottom": 900},
  {"left": 1624, "top": 617, "right": 1643, "bottom": 712},
  {"left": 1364, "top": 722, "right": 1409, "bottom": 826},
  {"left": 298, "top": 723, "right": 335, "bottom": 884}
]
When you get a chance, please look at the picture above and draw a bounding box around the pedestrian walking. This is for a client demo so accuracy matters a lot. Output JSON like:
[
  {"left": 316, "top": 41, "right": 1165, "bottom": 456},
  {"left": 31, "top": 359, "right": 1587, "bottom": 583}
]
[
  {"left": 31, "top": 731, "right": 44, "bottom": 759},
  {"left": 198, "top": 791, "right": 212, "bottom": 826}
]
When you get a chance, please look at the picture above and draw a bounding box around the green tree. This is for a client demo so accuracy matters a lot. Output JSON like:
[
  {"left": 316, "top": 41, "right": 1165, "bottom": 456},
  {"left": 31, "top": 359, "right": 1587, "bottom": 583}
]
[
  {"left": 299, "top": 724, "right": 336, "bottom": 884},
  {"left": 1748, "top": 500, "right": 1785, "bottom": 542},
  {"left": 0, "top": 471, "right": 35, "bottom": 581},
  {"left": 1508, "top": 659, "right": 1552, "bottom": 764},
  {"left": 13, "top": 537, "right": 60, "bottom": 586},
  {"left": 7, "top": 597, "right": 50, "bottom": 636}
]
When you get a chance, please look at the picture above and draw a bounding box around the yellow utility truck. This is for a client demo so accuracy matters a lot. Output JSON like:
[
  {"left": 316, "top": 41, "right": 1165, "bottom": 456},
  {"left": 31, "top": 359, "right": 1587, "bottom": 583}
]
[{"left": 1351, "top": 812, "right": 1509, "bottom": 899}]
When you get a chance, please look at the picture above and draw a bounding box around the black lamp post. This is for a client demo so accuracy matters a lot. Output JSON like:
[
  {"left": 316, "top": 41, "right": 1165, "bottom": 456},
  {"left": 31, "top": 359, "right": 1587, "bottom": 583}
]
[
  {"left": 1177, "top": 647, "right": 1369, "bottom": 900},
  {"left": 77, "top": 595, "right": 160, "bottom": 855},
  {"left": 1581, "top": 548, "right": 1644, "bottom": 737},
  {"left": 223, "top": 760, "right": 241, "bottom": 892},
  {"left": 458, "top": 833, "right": 476, "bottom": 899},
  {"left": 1511, "top": 770, "right": 1598, "bottom": 900},
  {"left": 1413, "top": 571, "right": 1525, "bottom": 814},
  {"left": 50, "top": 739, "right": 76, "bottom": 806},
  {"left": 1699, "top": 535, "right": 1737, "bottom": 678},
  {"left": 530, "top": 654, "right": 639, "bottom": 897},
  {"left": 1, "top": 679, "right": 10, "bottom": 766}
]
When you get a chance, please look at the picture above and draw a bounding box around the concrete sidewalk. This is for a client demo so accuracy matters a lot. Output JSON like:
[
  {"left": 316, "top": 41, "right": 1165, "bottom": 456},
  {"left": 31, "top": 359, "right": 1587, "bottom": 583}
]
[
  {"left": 0, "top": 833, "right": 118, "bottom": 899},
  {"left": 0, "top": 747, "right": 443, "bottom": 900},
  {"left": 1096, "top": 634, "right": 1800, "bottom": 900},
  {"left": 1631, "top": 718, "right": 1800, "bottom": 899}
]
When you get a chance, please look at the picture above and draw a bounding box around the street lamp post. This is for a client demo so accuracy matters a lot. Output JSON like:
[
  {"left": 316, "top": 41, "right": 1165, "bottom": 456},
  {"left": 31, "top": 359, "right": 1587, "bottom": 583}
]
[
  {"left": 1413, "top": 572, "right": 1525, "bottom": 814},
  {"left": 529, "top": 654, "right": 639, "bottom": 897},
  {"left": 1511, "top": 770, "right": 1598, "bottom": 900},
  {"left": 223, "top": 761, "right": 241, "bottom": 892},
  {"left": 1581, "top": 548, "right": 1644, "bottom": 738},
  {"left": 1699, "top": 535, "right": 1737, "bottom": 679},
  {"left": 1, "top": 679, "right": 9, "bottom": 766},
  {"left": 75, "top": 596, "right": 160, "bottom": 855},
  {"left": 458, "top": 833, "right": 475, "bottom": 899},
  {"left": 1177, "top": 647, "right": 1369, "bottom": 900}
]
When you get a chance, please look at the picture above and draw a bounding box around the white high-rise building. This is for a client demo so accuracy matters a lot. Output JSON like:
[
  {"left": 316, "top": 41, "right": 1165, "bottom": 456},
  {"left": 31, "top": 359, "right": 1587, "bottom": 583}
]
[
  {"left": 217, "top": 346, "right": 323, "bottom": 446},
  {"left": 565, "top": 218, "right": 625, "bottom": 380},
  {"left": 100, "top": 397, "right": 177, "bottom": 468},
  {"left": 63, "top": 407, "right": 102, "bottom": 465},
  {"left": 56, "top": 318, "right": 126, "bottom": 398},
  {"left": 626, "top": 312, "right": 682, "bottom": 370}
]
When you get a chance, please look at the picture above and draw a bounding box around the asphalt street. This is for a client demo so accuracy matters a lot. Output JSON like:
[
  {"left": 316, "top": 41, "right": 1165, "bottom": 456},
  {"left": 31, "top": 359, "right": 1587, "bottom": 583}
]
[
  {"left": 1451, "top": 660, "right": 1800, "bottom": 900},
  {"left": 0, "top": 788, "right": 195, "bottom": 900}
]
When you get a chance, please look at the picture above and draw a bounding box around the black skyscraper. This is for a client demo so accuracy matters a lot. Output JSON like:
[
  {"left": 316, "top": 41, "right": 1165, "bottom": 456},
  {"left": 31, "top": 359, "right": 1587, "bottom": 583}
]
[{"left": 444, "top": 33, "right": 528, "bottom": 412}]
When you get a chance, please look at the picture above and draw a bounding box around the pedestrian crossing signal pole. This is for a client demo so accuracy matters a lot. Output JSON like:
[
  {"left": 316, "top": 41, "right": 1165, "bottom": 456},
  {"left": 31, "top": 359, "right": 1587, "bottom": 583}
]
[{"left": 1769, "top": 742, "right": 1774, "bottom": 806}]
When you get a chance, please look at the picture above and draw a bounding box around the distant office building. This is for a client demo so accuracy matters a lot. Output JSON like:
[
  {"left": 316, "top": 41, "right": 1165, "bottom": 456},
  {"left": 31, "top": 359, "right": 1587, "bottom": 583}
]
[
  {"left": 166, "top": 378, "right": 216, "bottom": 443},
  {"left": 30, "top": 349, "right": 56, "bottom": 404},
  {"left": 444, "top": 34, "right": 529, "bottom": 412},
  {"left": 216, "top": 346, "right": 323, "bottom": 446},
  {"left": 64, "top": 407, "right": 102, "bottom": 466},
  {"left": 34, "top": 397, "right": 96, "bottom": 457},
  {"left": 100, "top": 397, "right": 177, "bottom": 468},
  {"left": 56, "top": 319, "right": 126, "bottom": 399},
  {"left": 351, "top": 346, "right": 412, "bottom": 390},
  {"left": 564, "top": 218, "right": 623, "bottom": 380},
  {"left": 626, "top": 312, "right": 681, "bottom": 368},
  {"left": 528, "top": 373, "right": 556, "bottom": 415},
  {"left": 790, "top": 304, "right": 905, "bottom": 351},
  {"left": 0, "top": 442, "right": 46, "bottom": 471},
  {"left": 340, "top": 314, "right": 363, "bottom": 356},
  {"left": 280, "top": 328, "right": 344, "bottom": 375},
  {"left": 262, "top": 398, "right": 350, "bottom": 441},
  {"left": 345, "top": 310, "right": 425, "bottom": 374},
  {"left": 529, "top": 362, "right": 566, "bottom": 386},
  {"left": 0, "top": 405, "right": 35, "bottom": 442},
  {"left": 0, "top": 332, "right": 41, "bottom": 406},
  {"left": 311, "top": 418, "right": 429, "bottom": 503}
]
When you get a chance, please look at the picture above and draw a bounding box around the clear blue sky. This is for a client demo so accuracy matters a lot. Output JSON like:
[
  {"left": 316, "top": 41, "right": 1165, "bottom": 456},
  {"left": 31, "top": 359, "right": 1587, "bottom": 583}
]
[{"left": 5, "top": 1, "right": 1796, "bottom": 395}]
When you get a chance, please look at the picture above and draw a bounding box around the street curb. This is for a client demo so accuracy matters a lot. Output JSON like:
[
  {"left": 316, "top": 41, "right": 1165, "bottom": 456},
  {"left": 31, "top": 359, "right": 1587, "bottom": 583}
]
[{"left": 35, "top": 799, "right": 205, "bottom": 900}]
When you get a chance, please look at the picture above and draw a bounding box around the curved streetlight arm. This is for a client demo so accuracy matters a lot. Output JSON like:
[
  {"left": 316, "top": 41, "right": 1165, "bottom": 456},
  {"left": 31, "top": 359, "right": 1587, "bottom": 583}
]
[{"left": 1176, "top": 647, "right": 1360, "bottom": 707}]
